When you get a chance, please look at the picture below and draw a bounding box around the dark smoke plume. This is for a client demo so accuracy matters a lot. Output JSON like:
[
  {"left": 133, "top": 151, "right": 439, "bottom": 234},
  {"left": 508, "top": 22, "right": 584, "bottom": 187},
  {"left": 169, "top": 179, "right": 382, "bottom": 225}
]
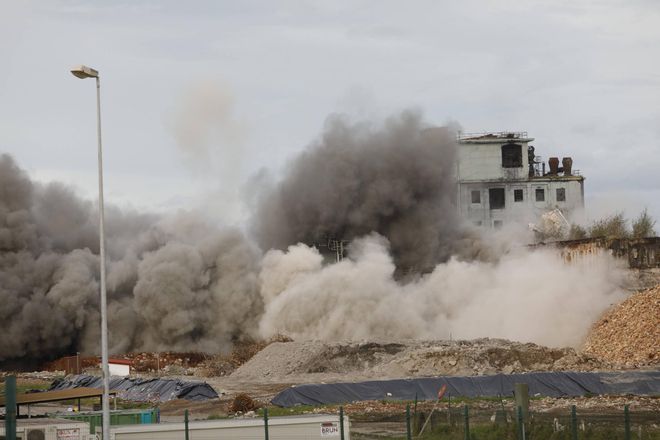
[
  {"left": 252, "top": 111, "right": 466, "bottom": 270},
  {"left": 0, "top": 154, "right": 262, "bottom": 362}
]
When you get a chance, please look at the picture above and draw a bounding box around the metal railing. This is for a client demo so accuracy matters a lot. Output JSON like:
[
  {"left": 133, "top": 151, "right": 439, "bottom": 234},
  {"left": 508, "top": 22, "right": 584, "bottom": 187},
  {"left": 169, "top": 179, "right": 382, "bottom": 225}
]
[{"left": 457, "top": 131, "right": 529, "bottom": 141}]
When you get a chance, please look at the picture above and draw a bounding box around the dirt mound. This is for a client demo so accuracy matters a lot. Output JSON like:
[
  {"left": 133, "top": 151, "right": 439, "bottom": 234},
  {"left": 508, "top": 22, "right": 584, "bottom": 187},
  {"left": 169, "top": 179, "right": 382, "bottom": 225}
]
[
  {"left": 230, "top": 338, "right": 611, "bottom": 383},
  {"left": 196, "top": 335, "right": 293, "bottom": 377},
  {"left": 584, "top": 285, "right": 660, "bottom": 366}
]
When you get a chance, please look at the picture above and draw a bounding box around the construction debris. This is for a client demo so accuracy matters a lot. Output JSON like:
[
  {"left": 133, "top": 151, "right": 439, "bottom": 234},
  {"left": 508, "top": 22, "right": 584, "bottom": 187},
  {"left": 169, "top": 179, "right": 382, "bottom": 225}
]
[
  {"left": 41, "top": 337, "right": 292, "bottom": 378},
  {"left": 229, "top": 338, "right": 614, "bottom": 384},
  {"left": 196, "top": 336, "right": 292, "bottom": 377},
  {"left": 583, "top": 284, "right": 660, "bottom": 366}
]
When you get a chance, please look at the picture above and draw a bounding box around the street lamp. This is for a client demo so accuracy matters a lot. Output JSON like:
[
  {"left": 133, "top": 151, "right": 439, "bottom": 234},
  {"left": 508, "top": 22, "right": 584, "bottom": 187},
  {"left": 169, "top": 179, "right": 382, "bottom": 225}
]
[{"left": 70, "top": 64, "right": 110, "bottom": 440}]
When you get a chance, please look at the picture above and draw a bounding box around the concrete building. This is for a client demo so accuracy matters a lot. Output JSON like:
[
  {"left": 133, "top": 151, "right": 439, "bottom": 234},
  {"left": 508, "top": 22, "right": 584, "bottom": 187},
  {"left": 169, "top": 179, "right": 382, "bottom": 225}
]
[
  {"left": 456, "top": 132, "right": 584, "bottom": 229},
  {"left": 105, "top": 359, "right": 131, "bottom": 377}
]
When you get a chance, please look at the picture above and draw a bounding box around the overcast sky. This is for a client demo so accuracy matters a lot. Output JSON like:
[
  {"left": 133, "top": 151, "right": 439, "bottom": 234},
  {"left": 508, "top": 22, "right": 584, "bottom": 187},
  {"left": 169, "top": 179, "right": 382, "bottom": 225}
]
[{"left": 1, "top": 0, "right": 659, "bottom": 226}]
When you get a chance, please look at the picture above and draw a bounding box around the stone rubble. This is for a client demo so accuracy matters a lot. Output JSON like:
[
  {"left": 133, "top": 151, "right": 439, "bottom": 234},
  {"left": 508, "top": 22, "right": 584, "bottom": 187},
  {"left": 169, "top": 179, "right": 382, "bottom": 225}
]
[
  {"left": 229, "top": 338, "right": 616, "bottom": 383},
  {"left": 583, "top": 284, "right": 659, "bottom": 367}
]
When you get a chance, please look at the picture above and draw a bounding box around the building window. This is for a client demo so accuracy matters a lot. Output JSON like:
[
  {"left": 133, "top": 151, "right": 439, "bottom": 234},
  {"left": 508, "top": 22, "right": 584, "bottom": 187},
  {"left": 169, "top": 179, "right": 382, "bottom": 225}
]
[
  {"left": 501, "top": 143, "right": 523, "bottom": 168},
  {"left": 489, "top": 188, "right": 505, "bottom": 209},
  {"left": 535, "top": 188, "right": 545, "bottom": 202},
  {"left": 471, "top": 190, "right": 481, "bottom": 204},
  {"left": 556, "top": 188, "right": 566, "bottom": 202},
  {"left": 494, "top": 220, "right": 503, "bottom": 229},
  {"left": 514, "top": 189, "right": 523, "bottom": 202}
]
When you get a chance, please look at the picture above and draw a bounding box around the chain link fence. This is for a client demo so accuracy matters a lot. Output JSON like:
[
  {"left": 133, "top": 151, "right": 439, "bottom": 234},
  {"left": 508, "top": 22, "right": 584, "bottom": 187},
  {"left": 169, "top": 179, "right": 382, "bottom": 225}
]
[{"left": 349, "top": 404, "right": 660, "bottom": 439}]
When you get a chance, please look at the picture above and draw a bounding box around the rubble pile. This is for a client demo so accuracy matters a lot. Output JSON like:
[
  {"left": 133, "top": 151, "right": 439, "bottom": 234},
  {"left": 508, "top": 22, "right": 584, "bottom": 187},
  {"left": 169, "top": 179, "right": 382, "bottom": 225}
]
[
  {"left": 230, "top": 338, "right": 613, "bottom": 383},
  {"left": 41, "top": 336, "right": 292, "bottom": 377},
  {"left": 583, "top": 285, "right": 660, "bottom": 366},
  {"left": 197, "top": 335, "right": 292, "bottom": 377},
  {"left": 42, "top": 355, "right": 101, "bottom": 372},
  {"left": 124, "top": 352, "right": 208, "bottom": 374}
]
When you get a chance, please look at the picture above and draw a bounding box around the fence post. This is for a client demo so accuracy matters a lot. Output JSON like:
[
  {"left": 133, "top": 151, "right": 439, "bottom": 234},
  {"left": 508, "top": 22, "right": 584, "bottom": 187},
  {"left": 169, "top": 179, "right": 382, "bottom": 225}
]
[
  {"left": 464, "top": 405, "right": 470, "bottom": 440},
  {"left": 406, "top": 404, "right": 412, "bottom": 440},
  {"left": 447, "top": 393, "right": 452, "bottom": 425},
  {"left": 264, "top": 407, "right": 270, "bottom": 440},
  {"left": 514, "top": 383, "right": 529, "bottom": 422},
  {"left": 339, "top": 406, "right": 345, "bottom": 440},
  {"left": 517, "top": 406, "right": 525, "bottom": 440},
  {"left": 4, "top": 375, "right": 17, "bottom": 440},
  {"left": 184, "top": 409, "right": 189, "bottom": 440},
  {"left": 571, "top": 405, "right": 578, "bottom": 440},
  {"left": 413, "top": 393, "right": 418, "bottom": 435},
  {"left": 624, "top": 405, "right": 631, "bottom": 440}
]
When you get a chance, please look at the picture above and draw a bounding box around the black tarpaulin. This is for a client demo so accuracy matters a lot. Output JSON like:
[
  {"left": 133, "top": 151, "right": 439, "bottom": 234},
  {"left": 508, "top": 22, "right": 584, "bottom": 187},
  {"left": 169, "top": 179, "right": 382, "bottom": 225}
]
[
  {"left": 49, "top": 375, "right": 219, "bottom": 402},
  {"left": 271, "top": 371, "right": 659, "bottom": 407}
]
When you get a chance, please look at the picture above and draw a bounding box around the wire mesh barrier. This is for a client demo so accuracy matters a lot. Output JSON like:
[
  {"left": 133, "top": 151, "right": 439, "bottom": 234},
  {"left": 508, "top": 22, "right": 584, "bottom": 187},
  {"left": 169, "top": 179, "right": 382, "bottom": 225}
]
[{"left": 348, "top": 404, "right": 660, "bottom": 440}]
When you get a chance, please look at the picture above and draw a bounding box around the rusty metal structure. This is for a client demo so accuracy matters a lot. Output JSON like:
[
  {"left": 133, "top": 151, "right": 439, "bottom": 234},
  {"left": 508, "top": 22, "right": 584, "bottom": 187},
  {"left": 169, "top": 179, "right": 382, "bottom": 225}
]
[
  {"left": 540, "top": 237, "right": 660, "bottom": 269},
  {"left": 49, "top": 354, "right": 82, "bottom": 376}
]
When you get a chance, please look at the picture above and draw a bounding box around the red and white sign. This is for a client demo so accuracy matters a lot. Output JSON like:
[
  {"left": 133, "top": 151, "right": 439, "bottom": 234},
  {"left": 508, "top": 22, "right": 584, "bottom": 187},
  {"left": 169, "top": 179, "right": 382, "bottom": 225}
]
[
  {"left": 57, "top": 428, "right": 80, "bottom": 440},
  {"left": 320, "top": 422, "right": 340, "bottom": 437}
]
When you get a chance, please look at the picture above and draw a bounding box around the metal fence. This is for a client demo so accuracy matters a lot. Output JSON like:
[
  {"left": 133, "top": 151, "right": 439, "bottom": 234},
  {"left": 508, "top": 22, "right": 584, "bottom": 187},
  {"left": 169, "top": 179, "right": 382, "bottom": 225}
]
[
  {"left": 50, "top": 354, "right": 82, "bottom": 375},
  {"left": 348, "top": 404, "right": 660, "bottom": 440}
]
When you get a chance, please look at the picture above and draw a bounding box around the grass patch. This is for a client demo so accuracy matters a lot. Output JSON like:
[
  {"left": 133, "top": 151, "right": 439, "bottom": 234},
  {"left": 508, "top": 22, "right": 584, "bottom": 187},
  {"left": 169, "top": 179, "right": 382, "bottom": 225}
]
[
  {"left": 207, "top": 413, "right": 229, "bottom": 420},
  {"left": 0, "top": 380, "right": 51, "bottom": 395}
]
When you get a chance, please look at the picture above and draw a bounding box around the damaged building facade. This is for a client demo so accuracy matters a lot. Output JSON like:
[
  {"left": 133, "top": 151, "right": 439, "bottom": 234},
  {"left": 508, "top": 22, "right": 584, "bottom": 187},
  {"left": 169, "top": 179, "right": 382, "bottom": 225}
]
[{"left": 456, "top": 132, "right": 585, "bottom": 229}]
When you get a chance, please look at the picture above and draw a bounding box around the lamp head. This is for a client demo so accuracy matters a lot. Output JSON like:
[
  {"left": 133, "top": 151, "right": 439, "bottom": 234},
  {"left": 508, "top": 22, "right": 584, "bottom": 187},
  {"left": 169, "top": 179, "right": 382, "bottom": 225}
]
[{"left": 71, "top": 65, "right": 99, "bottom": 79}]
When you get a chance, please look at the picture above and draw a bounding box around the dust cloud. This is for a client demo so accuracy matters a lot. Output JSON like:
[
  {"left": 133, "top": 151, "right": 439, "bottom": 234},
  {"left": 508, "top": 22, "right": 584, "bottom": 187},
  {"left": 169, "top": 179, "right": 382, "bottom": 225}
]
[
  {"left": 252, "top": 110, "right": 477, "bottom": 272},
  {"left": 167, "top": 80, "right": 245, "bottom": 173},
  {"left": 166, "top": 80, "right": 249, "bottom": 222},
  {"left": 258, "top": 234, "right": 624, "bottom": 348},
  {"left": 0, "top": 110, "right": 626, "bottom": 362}
]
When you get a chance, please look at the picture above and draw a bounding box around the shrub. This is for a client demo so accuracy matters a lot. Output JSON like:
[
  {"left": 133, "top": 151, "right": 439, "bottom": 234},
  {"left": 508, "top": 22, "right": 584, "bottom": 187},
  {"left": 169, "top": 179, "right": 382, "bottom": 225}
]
[
  {"left": 568, "top": 224, "right": 587, "bottom": 240},
  {"left": 632, "top": 208, "right": 656, "bottom": 238},
  {"left": 588, "top": 212, "right": 629, "bottom": 238},
  {"left": 230, "top": 393, "right": 260, "bottom": 413}
]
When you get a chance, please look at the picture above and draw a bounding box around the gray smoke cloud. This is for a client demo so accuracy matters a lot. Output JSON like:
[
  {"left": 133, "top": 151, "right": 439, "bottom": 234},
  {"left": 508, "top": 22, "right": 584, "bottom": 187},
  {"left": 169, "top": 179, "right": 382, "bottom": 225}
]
[
  {"left": 252, "top": 110, "right": 476, "bottom": 271},
  {"left": 0, "top": 110, "right": 627, "bottom": 362},
  {"left": 0, "top": 154, "right": 262, "bottom": 361}
]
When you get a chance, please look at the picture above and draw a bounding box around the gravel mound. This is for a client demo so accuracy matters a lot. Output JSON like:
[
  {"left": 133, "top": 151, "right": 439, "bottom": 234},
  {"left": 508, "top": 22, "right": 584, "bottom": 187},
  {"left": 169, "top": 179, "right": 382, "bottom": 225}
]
[
  {"left": 230, "top": 338, "right": 611, "bottom": 382},
  {"left": 584, "top": 285, "right": 660, "bottom": 366}
]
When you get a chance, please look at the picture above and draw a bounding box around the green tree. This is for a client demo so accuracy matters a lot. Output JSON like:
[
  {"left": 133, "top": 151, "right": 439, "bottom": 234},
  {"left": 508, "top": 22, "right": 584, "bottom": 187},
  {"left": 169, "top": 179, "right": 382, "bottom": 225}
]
[{"left": 632, "top": 208, "right": 656, "bottom": 238}]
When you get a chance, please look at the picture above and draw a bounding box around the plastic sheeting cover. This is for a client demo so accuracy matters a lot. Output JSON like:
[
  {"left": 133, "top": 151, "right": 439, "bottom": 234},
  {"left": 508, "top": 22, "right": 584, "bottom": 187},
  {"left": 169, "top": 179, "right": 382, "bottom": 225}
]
[
  {"left": 49, "top": 375, "right": 219, "bottom": 402},
  {"left": 272, "top": 371, "right": 660, "bottom": 407}
]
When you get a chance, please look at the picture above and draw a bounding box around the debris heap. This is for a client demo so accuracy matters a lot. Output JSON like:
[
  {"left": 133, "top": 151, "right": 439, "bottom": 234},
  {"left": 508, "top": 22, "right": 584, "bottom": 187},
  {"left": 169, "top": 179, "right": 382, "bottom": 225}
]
[
  {"left": 583, "top": 285, "right": 660, "bottom": 366},
  {"left": 230, "top": 338, "right": 612, "bottom": 383}
]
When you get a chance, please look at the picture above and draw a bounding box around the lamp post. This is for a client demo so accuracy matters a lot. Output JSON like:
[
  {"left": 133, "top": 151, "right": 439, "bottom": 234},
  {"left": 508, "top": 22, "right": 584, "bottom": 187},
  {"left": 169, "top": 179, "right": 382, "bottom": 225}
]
[{"left": 70, "top": 64, "right": 110, "bottom": 440}]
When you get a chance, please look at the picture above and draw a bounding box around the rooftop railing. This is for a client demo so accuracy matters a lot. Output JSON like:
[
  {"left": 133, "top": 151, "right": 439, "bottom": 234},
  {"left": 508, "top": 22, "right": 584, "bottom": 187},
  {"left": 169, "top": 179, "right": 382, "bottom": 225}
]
[{"left": 457, "top": 131, "right": 529, "bottom": 140}]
